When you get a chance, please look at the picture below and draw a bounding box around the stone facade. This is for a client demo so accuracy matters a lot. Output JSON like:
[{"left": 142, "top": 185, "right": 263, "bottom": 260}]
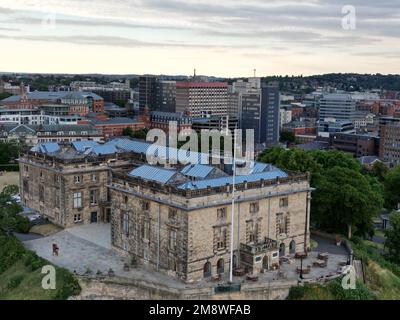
[
  {"left": 18, "top": 150, "right": 134, "bottom": 228},
  {"left": 19, "top": 138, "right": 312, "bottom": 283},
  {"left": 110, "top": 171, "right": 311, "bottom": 282}
]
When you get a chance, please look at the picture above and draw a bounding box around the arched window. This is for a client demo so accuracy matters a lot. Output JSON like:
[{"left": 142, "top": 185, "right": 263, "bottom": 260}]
[
  {"left": 203, "top": 262, "right": 212, "bottom": 278},
  {"left": 217, "top": 259, "right": 225, "bottom": 274},
  {"left": 289, "top": 240, "right": 296, "bottom": 255}
]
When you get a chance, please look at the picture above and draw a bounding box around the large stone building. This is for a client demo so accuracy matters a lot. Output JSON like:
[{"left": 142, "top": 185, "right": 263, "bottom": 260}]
[{"left": 19, "top": 138, "right": 312, "bottom": 282}]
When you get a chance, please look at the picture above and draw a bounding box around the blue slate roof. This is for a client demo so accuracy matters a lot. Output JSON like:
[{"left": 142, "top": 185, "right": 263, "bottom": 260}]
[
  {"left": 109, "top": 138, "right": 152, "bottom": 154},
  {"left": 92, "top": 144, "right": 118, "bottom": 155},
  {"left": 31, "top": 142, "right": 60, "bottom": 154},
  {"left": 72, "top": 140, "right": 100, "bottom": 152},
  {"left": 128, "top": 165, "right": 177, "bottom": 184},
  {"left": 181, "top": 164, "right": 214, "bottom": 178},
  {"left": 177, "top": 170, "right": 288, "bottom": 190}
]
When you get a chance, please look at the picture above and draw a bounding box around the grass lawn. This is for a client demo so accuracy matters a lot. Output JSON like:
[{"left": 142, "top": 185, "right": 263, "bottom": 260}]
[
  {"left": 363, "top": 240, "right": 385, "bottom": 251},
  {"left": 30, "top": 224, "right": 62, "bottom": 236},
  {"left": 0, "top": 260, "right": 80, "bottom": 300},
  {"left": 364, "top": 260, "right": 400, "bottom": 300},
  {"left": 374, "top": 229, "right": 386, "bottom": 238},
  {"left": 0, "top": 172, "right": 19, "bottom": 192}
]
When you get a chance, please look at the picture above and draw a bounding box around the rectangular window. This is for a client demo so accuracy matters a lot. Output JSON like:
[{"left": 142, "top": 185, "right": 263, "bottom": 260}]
[
  {"left": 169, "top": 229, "right": 177, "bottom": 251},
  {"left": 89, "top": 189, "right": 98, "bottom": 205},
  {"left": 74, "top": 214, "right": 82, "bottom": 223},
  {"left": 168, "top": 208, "right": 177, "bottom": 220},
  {"left": 121, "top": 212, "right": 129, "bottom": 236},
  {"left": 91, "top": 174, "right": 97, "bottom": 182},
  {"left": 217, "top": 208, "right": 227, "bottom": 220},
  {"left": 39, "top": 185, "right": 44, "bottom": 202},
  {"left": 279, "top": 197, "right": 289, "bottom": 208},
  {"left": 73, "top": 192, "right": 82, "bottom": 208},
  {"left": 250, "top": 202, "right": 259, "bottom": 214},
  {"left": 215, "top": 227, "right": 227, "bottom": 250},
  {"left": 277, "top": 213, "right": 287, "bottom": 234},
  {"left": 74, "top": 176, "right": 82, "bottom": 184},
  {"left": 141, "top": 201, "right": 150, "bottom": 211},
  {"left": 143, "top": 219, "right": 150, "bottom": 240}
]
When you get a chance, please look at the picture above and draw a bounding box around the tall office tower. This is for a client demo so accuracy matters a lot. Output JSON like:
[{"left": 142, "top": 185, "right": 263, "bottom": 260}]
[
  {"left": 379, "top": 116, "right": 400, "bottom": 167},
  {"left": 156, "top": 80, "right": 176, "bottom": 113},
  {"left": 175, "top": 81, "right": 228, "bottom": 117},
  {"left": 234, "top": 79, "right": 280, "bottom": 146},
  {"left": 139, "top": 76, "right": 159, "bottom": 112},
  {"left": 260, "top": 82, "right": 280, "bottom": 146},
  {"left": 319, "top": 93, "right": 356, "bottom": 122}
]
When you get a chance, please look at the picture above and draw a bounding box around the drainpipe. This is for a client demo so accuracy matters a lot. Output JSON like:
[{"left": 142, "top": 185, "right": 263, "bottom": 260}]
[
  {"left": 304, "top": 191, "right": 310, "bottom": 253},
  {"left": 157, "top": 204, "right": 160, "bottom": 270}
]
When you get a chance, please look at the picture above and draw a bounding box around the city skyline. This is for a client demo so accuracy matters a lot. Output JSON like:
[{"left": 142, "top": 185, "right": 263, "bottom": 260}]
[{"left": 0, "top": 0, "right": 400, "bottom": 77}]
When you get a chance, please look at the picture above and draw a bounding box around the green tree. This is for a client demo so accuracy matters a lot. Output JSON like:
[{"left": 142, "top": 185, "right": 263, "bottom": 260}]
[
  {"left": 0, "top": 142, "right": 19, "bottom": 165},
  {"left": 0, "top": 185, "right": 28, "bottom": 233},
  {"left": 258, "top": 147, "right": 384, "bottom": 238},
  {"left": 122, "top": 127, "right": 133, "bottom": 137},
  {"left": 0, "top": 92, "right": 13, "bottom": 100},
  {"left": 384, "top": 166, "right": 400, "bottom": 210},
  {"left": 369, "top": 161, "right": 389, "bottom": 182},
  {"left": 280, "top": 131, "right": 296, "bottom": 144},
  {"left": 312, "top": 167, "right": 383, "bottom": 239},
  {"left": 385, "top": 212, "right": 400, "bottom": 264},
  {"left": 132, "top": 128, "right": 149, "bottom": 140}
]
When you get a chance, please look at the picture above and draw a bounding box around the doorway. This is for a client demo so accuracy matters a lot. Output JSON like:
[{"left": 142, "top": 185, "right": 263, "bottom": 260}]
[{"left": 90, "top": 212, "right": 98, "bottom": 223}]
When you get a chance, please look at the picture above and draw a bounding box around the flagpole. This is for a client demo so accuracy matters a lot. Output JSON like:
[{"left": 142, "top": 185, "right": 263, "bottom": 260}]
[{"left": 229, "top": 126, "right": 237, "bottom": 283}]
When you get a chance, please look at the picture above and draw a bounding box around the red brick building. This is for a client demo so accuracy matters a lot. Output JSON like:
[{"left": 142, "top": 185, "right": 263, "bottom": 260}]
[{"left": 80, "top": 117, "right": 145, "bottom": 139}]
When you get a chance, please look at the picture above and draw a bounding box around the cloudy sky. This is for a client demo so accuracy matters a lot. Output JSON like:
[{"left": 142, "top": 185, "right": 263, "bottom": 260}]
[{"left": 0, "top": 0, "right": 399, "bottom": 77}]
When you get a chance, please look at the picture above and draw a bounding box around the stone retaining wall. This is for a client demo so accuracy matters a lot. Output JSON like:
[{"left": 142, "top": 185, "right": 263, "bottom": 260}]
[{"left": 70, "top": 276, "right": 297, "bottom": 300}]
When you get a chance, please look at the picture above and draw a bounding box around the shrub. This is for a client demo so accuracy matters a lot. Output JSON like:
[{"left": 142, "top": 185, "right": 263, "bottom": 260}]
[
  {"left": 328, "top": 278, "right": 376, "bottom": 300},
  {"left": 351, "top": 241, "right": 400, "bottom": 277},
  {"left": 15, "top": 215, "right": 30, "bottom": 233},
  {"left": 23, "top": 251, "right": 46, "bottom": 271},
  {"left": 287, "top": 285, "right": 306, "bottom": 300},
  {"left": 7, "top": 274, "right": 25, "bottom": 290},
  {"left": 0, "top": 164, "right": 19, "bottom": 172},
  {"left": 55, "top": 268, "right": 81, "bottom": 300},
  {"left": 0, "top": 232, "right": 25, "bottom": 273}
]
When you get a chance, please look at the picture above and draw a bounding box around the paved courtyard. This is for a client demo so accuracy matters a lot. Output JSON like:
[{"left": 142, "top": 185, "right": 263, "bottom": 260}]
[{"left": 23, "top": 224, "right": 349, "bottom": 289}]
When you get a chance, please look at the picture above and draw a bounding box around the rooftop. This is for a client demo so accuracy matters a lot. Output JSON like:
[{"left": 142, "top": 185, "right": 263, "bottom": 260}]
[
  {"left": 26, "top": 138, "right": 300, "bottom": 191},
  {"left": 1, "top": 91, "right": 103, "bottom": 102}
]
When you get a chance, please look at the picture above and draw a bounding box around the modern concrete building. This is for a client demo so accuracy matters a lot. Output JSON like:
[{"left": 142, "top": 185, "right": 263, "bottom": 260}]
[
  {"left": 238, "top": 81, "right": 280, "bottom": 146},
  {"left": 319, "top": 94, "right": 356, "bottom": 122},
  {"left": 379, "top": 116, "right": 400, "bottom": 166},
  {"left": 175, "top": 81, "right": 228, "bottom": 117},
  {"left": 330, "top": 133, "right": 379, "bottom": 157},
  {"left": 156, "top": 81, "right": 176, "bottom": 113},
  {"left": 318, "top": 119, "right": 355, "bottom": 138}
]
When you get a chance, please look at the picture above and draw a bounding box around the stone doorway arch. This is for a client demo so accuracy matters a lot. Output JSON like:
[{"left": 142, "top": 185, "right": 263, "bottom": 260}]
[
  {"left": 203, "top": 262, "right": 211, "bottom": 278},
  {"left": 217, "top": 258, "right": 225, "bottom": 274}
]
